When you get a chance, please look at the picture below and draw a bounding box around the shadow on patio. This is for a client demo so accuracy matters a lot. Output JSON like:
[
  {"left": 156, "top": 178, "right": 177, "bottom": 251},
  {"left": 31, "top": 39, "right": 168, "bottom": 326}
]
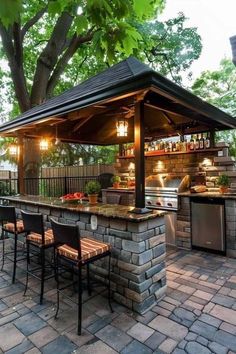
[{"left": 0, "top": 241, "right": 236, "bottom": 353}]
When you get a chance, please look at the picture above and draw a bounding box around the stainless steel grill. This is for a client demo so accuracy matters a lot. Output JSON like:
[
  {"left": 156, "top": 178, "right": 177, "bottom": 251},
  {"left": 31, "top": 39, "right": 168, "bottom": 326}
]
[{"left": 145, "top": 174, "right": 190, "bottom": 211}]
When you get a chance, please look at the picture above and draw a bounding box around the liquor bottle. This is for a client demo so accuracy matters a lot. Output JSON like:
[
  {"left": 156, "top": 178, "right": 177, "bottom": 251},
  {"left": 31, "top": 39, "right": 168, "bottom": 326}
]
[
  {"left": 172, "top": 141, "right": 176, "bottom": 152},
  {"left": 168, "top": 140, "right": 173, "bottom": 152},
  {"left": 199, "top": 134, "right": 204, "bottom": 149},
  {"left": 164, "top": 141, "right": 168, "bottom": 153},
  {"left": 176, "top": 141, "right": 180, "bottom": 152},
  {"left": 130, "top": 144, "right": 134, "bottom": 155},
  {"left": 195, "top": 134, "right": 200, "bottom": 150},
  {"left": 205, "top": 132, "right": 210, "bottom": 149},
  {"left": 190, "top": 135, "right": 195, "bottom": 150},
  {"left": 160, "top": 140, "right": 164, "bottom": 150}
]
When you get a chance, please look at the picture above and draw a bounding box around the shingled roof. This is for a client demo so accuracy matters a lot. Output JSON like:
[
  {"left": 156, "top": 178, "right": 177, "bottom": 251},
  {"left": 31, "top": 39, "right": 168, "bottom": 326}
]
[{"left": 0, "top": 56, "right": 235, "bottom": 142}]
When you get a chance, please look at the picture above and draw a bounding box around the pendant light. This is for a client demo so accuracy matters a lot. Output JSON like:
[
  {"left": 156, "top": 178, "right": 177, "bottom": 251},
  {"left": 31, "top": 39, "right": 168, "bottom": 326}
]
[
  {"left": 39, "top": 138, "right": 49, "bottom": 151},
  {"left": 116, "top": 118, "right": 128, "bottom": 137}
]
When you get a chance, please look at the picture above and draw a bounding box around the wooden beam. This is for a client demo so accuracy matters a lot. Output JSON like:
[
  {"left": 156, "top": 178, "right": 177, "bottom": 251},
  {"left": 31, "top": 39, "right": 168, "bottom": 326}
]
[
  {"left": 73, "top": 115, "right": 93, "bottom": 132},
  {"left": 132, "top": 100, "right": 150, "bottom": 214}
]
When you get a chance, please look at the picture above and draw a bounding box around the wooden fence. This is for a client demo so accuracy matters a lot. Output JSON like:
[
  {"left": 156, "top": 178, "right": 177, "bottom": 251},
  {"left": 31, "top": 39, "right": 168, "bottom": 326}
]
[{"left": 41, "top": 163, "right": 115, "bottom": 178}]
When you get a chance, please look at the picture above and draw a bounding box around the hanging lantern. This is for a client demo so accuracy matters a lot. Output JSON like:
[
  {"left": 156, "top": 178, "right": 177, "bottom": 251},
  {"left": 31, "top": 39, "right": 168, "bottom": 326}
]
[
  {"left": 39, "top": 138, "right": 49, "bottom": 151},
  {"left": 9, "top": 144, "right": 19, "bottom": 156},
  {"left": 116, "top": 119, "right": 128, "bottom": 137}
]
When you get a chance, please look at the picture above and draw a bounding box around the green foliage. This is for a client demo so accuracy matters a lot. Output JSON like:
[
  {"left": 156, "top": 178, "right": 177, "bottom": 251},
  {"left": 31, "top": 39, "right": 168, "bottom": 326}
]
[
  {"left": 192, "top": 59, "right": 236, "bottom": 116},
  {"left": 111, "top": 175, "right": 121, "bottom": 183},
  {"left": 85, "top": 180, "right": 101, "bottom": 194},
  {"left": 191, "top": 59, "right": 236, "bottom": 156},
  {"left": 216, "top": 174, "right": 230, "bottom": 187},
  {"left": 0, "top": 0, "right": 22, "bottom": 28},
  {"left": 139, "top": 13, "right": 202, "bottom": 83}
]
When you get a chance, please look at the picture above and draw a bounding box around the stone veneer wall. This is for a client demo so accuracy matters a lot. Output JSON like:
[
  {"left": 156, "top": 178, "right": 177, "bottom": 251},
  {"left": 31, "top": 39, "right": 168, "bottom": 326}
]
[
  {"left": 116, "top": 144, "right": 236, "bottom": 186},
  {"left": 225, "top": 199, "right": 236, "bottom": 258},
  {"left": 9, "top": 200, "right": 166, "bottom": 314}
]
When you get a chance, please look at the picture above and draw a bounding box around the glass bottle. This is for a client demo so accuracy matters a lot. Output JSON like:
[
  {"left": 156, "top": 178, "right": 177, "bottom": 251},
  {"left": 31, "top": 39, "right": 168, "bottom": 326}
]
[
  {"left": 190, "top": 135, "right": 195, "bottom": 150},
  {"left": 172, "top": 141, "right": 176, "bottom": 152},
  {"left": 195, "top": 134, "right": 200, "bottom": 150},
  {"left": 200, "top": 134, "right": 204, "bottom": 149},
  {"left": 205, "top": 132, "right": 210, "bottom": 149}
]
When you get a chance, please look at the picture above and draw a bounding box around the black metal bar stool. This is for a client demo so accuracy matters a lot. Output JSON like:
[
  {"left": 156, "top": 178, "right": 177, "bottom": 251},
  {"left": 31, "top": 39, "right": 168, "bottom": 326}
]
[
  {"left": 50, "top": 218, "right": 113, "bottom": 335},
  {"left": 0, "top": 205, "right": 26, "bottom": 283},
  {"left": 21, "top": 210, "right": 54, "bottom": 304}
]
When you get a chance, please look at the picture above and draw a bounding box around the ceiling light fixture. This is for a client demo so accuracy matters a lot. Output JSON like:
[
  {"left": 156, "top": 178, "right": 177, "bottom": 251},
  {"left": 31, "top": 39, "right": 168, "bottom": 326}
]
[
  {"left": 39, "top": 138, "right": 49, "bottom": 151},
  {"left": 116, "top": 118, "right": 128, "bottom": 137}
]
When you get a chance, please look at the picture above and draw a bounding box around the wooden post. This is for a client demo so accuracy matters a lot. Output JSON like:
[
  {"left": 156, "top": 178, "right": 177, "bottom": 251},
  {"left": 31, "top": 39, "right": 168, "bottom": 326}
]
[
  {"left": 131, "top": 99, "right": 150, "bottom": 214},
  {"left": 210, "top": 130, "right": 215, "bottom": 148},
  {"left": 17, "top": 135, "right": 25, "bottom": 194}
]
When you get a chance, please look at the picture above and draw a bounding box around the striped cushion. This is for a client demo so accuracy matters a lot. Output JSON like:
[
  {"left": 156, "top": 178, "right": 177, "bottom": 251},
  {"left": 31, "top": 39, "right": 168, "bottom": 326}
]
[
  {"left": 27, "top": 229, "right": 54, "bottom": 245},
  {"left": 4, "top": 220, "right": 25, "bottom": 233},
  {"left": 58, "top": 238, "right": 111, "bottom": 262}
]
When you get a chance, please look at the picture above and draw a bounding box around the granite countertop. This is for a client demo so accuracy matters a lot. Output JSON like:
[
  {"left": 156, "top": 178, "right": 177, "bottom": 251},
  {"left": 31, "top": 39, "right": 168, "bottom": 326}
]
[
  {"left": 102, "top": 188, "right": 135, "bottom": 193},
  {"left": 178, "top": 191, "right": 236, "bottom": 199},
  {"left": 0, "top": 195, "right": 166, "bottom": 222}
]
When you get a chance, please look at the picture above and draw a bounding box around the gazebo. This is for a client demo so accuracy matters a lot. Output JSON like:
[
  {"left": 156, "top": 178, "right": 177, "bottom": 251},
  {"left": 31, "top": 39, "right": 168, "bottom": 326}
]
[{"left": 0, "top": 57, "right": 235, "bottom": 213}]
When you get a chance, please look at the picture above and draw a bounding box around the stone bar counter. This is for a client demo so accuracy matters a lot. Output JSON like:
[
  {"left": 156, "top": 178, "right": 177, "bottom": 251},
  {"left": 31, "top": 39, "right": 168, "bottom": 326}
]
[{"left": 1, "top": 195, "right": 167, "bottom": 314}]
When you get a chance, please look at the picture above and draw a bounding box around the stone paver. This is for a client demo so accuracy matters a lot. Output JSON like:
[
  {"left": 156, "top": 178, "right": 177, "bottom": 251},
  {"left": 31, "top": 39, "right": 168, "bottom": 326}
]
[
  {"left": 210, "top": 304, "right": 236, "bottom": 325},
  {"left": 28, "top": 326, "right": 59, "bottom": 348},
  {"left": 0, "top": 245, "right": 236, "bottom": 353},
  {"left": 96, "top": 325, "right": 132, "bottom": 352},
  {"left": 121, "top": 340, "right": 153, "bottom": 354},
  {"left": 41, "top": 335, "right": 77, "bottom": 354},
  {"left": 0, "top": 323, "right": 25, "bottom": 352},
  {"left": 158, "top": 338, "right": 178, "bottom": 353},
  {"left": 127, "top": 323, "right": 154, "bottom": 342},
  {"left": 185, "top": 341, "right": 211, "bottom": 354},
  {"left": 149, "top": 315, "right": 188, "bottom": 341}
]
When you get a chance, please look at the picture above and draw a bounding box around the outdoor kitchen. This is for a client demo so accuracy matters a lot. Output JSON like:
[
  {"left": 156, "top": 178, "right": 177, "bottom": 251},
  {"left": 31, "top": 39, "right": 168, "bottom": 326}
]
[
  {"left": 103, "top": 136, "right": 236, "bottom": 257},
  {"left": 1, "top": 57, "right": 236, "bottom": 317}
]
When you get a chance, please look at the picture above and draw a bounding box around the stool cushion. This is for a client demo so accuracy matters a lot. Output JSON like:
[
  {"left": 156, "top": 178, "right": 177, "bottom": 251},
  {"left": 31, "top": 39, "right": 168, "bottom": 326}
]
[
  {"left": 4, "top": 220, "right": 25, "bottom": 233},
  {"left": 27, "top": 229, "right": 54, "bottom": 245},
  {"left": 58, "top": 238, "right": 111, "bottom": 262}
]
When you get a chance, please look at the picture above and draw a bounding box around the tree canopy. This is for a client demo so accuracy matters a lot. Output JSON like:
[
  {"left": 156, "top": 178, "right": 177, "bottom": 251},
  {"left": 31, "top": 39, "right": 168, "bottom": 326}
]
[
  {"left": 192, "top": 59, "right": 236, "bottom": 156},
  {"left": 0, "top": 0, "right": 202, "bottom": 168}
]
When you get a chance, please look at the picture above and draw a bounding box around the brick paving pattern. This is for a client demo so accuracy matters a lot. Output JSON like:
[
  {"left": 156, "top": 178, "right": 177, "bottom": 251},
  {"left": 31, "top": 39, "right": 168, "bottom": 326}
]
[{"left": 0, "top": 241, "right": 236, "bottom": 353}]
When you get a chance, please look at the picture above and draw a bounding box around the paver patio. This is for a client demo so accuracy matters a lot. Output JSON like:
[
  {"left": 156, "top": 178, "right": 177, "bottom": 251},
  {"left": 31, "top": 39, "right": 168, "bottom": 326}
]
[{"left": 0, "top": 241, "right": 236, "bottom": 353}]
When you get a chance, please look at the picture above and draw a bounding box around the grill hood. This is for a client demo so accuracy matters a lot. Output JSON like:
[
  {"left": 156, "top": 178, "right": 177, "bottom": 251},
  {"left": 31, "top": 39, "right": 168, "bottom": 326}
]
[{"left": 145, "top": 174, "right": 191, "bottom": 193}]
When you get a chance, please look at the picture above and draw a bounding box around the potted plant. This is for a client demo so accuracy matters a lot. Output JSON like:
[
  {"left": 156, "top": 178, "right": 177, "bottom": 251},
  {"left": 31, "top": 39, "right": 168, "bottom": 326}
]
[
  {"left": 85, "top": 181, "right": 101, "bottom": 204},
  {"left": 111, "top": 175, "right": 121, "bottom": 189},
  {"left": 217, "top": 174, "right": 230, "bottom": 194}
]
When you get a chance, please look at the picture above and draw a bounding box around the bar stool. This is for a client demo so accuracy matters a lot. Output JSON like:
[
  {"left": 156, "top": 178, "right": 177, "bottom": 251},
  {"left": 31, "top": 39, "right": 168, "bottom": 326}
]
[
  {"left": 50, "top": 218, "right": 112, "bottom": 335},
  {"left": 0, "top": 205, "right": 26, "bottom": 283},
  {"left": 21, "top": 210, "right": 54, "bottom": 304}
]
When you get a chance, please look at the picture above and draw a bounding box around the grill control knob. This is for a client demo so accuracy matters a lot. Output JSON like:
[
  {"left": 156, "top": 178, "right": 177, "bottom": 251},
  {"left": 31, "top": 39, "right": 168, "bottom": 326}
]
[
  {"left": 156, "top": 202, "right": 161, "bottom": 206},
  {"left": 167, "top": 202, "right": 172, "bottom": 207},
  {"left": 147, "top": 201, "right": 152, "bottom": 205}
]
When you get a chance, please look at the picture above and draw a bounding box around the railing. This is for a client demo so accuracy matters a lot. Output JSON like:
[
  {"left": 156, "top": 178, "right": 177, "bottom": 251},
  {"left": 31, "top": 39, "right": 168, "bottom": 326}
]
[{"left": 0, "top": 173, "right": 113, "bottom": 197}]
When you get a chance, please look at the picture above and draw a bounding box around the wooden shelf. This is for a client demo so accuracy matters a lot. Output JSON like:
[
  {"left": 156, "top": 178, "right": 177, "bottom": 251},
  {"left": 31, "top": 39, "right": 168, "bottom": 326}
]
[{"left": 118, "top": 148, "right": 220, "bottom": 159}]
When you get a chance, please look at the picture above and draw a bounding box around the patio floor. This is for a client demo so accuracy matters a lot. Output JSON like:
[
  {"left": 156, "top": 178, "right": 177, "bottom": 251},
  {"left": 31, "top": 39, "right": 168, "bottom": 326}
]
[{"left": 0, "top": 242, "right": 236, "bottom": 354}]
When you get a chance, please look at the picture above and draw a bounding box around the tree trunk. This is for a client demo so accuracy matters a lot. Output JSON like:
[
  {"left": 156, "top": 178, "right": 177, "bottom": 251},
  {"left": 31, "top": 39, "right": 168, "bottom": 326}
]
[{"left": 24, "top": 139, "right": 40, "bottom": 195}]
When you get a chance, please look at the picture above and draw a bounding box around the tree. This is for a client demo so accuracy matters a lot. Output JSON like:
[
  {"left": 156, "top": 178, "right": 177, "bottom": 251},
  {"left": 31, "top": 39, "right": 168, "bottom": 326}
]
[
  {"left": 0, "top": 1, "right": 202, "bottom": 169},
  {"left": 191, "top": 59, "right": 236, "bottom": 155},
  {"left": 0, "top": 0, "right": 165, "bottom": 113}
]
